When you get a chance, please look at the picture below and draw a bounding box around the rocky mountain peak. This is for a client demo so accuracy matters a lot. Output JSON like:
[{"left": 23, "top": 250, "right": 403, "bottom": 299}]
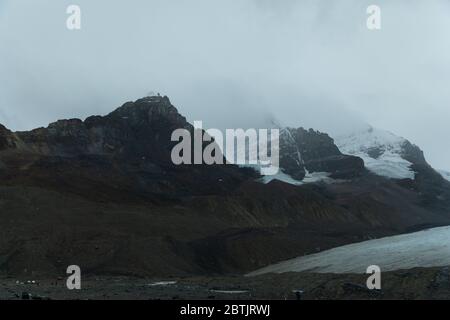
[
  {"left": 107, "top": 96, "right": 187, "bottom": 126},
  {"left": 5, "top": 96, "right": 192, "bottom": 160},
  {"left": 401, "top": 140, "right": 427, "bottom": 165},
  {"left": 278, "top": 126, "right": 365, "bottom": 181},
  {"left": 335, "top": 126, "right": 430, "bottom": 180},
  {"left": 0, "top": 96, "right": 256, "bottom": 199}
]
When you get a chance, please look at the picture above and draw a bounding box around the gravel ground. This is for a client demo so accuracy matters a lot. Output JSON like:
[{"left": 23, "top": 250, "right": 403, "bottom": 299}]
[{"left": 1, "top": 266, "right": 450, "bottom": 300}]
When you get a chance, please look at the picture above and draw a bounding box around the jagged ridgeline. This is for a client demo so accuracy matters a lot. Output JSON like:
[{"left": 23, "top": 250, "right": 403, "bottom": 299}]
[
  {"left": 0, "top": 96, "right": 450, "bottom": 277},
  {"left": 0, "top": 96, "right": 257, "bottom": 200}
]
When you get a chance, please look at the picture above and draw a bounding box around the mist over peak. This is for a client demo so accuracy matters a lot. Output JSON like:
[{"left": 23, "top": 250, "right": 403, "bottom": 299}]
[{"left": 1, "top": 0, "right": 450, "bottom": 171}]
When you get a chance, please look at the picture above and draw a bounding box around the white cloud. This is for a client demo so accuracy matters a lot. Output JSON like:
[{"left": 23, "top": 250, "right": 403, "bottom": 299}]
[{"left": 0, "top": 0, "right": 449, "bottom": 170}]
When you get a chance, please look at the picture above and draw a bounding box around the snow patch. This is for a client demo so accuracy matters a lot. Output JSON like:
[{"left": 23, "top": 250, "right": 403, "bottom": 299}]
[
  {"left": 148, "top": 281, "right": 177, "bottom": 286},
  {"left": 335, "top": 126, "right": 415, "bottom": 180},
  {"left": 259, "top": 171, "right": 303, "bottom": 185},
  {"left": 210, "top": 290, "right": 249, "bottom": 294},
  {"left": 260, "top": 170, "right": 334, "bottom": 185}
]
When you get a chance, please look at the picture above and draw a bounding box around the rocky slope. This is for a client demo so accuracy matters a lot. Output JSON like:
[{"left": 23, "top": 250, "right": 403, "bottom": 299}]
[
  {"left": 0, "top": 96, "right": 450, "bottom": 278},
  {"left": 0, "top": 96, "right": 255, "bottom": 201},
  {"left": 278, "top": 127, "right": 365, "bottom": 181},
  {"left": 335, "top": 126, "right": 450, "bottom": 211}
]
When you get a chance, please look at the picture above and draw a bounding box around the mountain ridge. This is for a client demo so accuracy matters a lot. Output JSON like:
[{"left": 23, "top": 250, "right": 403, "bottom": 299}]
[{"left": 0, "top": 96, "right": 449, "bottom": 277}]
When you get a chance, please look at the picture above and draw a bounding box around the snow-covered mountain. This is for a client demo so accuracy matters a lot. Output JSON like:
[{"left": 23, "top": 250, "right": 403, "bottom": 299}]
[
  {"left": 254, "top": 123, "right": 431, "bottom": 185},
  {"left": 335, "top": 126, "right": 425, "bottom": 180},
  {"left": 264, "top": 126, "right": 365, "bottom": 184},
  {"left": 232, "top": 118, "right": 366, "bottom": 185},
  {"left": 226, "top": 115, "right": 445, "bottom": 188}
]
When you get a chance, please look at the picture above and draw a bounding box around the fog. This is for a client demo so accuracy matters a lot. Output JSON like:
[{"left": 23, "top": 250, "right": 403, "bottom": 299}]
[{"left": 1, "top": 0, "right": 450, "bottom": 170}]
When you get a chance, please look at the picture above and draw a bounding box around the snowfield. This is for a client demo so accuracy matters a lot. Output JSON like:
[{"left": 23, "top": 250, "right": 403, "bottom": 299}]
[
  {"left": 261, "top": 170, "right": 334, "bottom": 185},
  {"left": 248, "top": 226, "right": 450, "bottom": 275},
  {"left": 335, "top": 126, "right": 415, "bottom": 180}
]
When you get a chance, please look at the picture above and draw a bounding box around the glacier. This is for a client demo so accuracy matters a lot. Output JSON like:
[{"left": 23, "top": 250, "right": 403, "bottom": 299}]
[
  {"left": 248, "top": 226, "right": 450, "bottom": 275},
  {"left": 335, "top": 126, "right": 415, "bottom": 180}
]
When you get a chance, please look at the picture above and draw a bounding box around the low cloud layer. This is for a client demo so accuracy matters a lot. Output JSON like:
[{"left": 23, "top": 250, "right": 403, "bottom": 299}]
[{"left": 1, "top": 0, "right": 450, "bottom": 170}]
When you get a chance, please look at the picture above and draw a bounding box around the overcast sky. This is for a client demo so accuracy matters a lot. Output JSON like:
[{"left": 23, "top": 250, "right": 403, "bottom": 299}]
[{"left": 1, "top": 0, "right": 450, "bottom": 170}]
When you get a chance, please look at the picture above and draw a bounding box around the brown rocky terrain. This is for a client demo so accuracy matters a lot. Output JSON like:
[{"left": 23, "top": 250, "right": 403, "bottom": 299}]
[
  {"left": 2, "top": 266, "right": 450, "bottom": 300},
  {"left": 0, "top": 96, "right": 449, "bottom": 282}
]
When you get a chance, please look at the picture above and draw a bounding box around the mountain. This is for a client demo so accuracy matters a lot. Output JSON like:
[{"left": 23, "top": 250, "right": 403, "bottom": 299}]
[
  {"left": 277, "top": 127, "right": 365, "bottom": 181},
  {"left": 0, "top": 96, "right": 255, "bottom": 201},
  {"left": 335, "top": 126, "right": 424, "bottom": 180},
  {"left": 334, "top": 126, "right": 450, "bottom": 210},
  {"left": 1, "top": 96, "right": 450, "bottom": 278},
  {"left": 253, "top": 121, "right": 365, "bottom": 185},
  {"left": 262, "top": 123, "right": 443, "bottom": 192}
]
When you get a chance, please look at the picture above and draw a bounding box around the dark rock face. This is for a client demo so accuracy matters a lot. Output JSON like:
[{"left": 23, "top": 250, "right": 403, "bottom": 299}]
[
  {"left": 401, "top": 140, "right": 427, "bottom": 165},
  {"left": 394, "top": 139, "right": 450, "bottom": 210},
  {"left": 305, "top": 155, "right": 365, "bottom": 179},
  {"left": 0, "top": 96, "right": 256, "bottom": 200},
  {"left": 0, "top": 125, "right": 17, "bottom": 151},
  {"left": 367, "top": 147, "right": 384, "bottom": 159},
  {"left": 16, "top": 96, "right": 190, "bottom": 159},
  {"left": 279, "top": 127, "right": 365, "bottom": 180}
]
